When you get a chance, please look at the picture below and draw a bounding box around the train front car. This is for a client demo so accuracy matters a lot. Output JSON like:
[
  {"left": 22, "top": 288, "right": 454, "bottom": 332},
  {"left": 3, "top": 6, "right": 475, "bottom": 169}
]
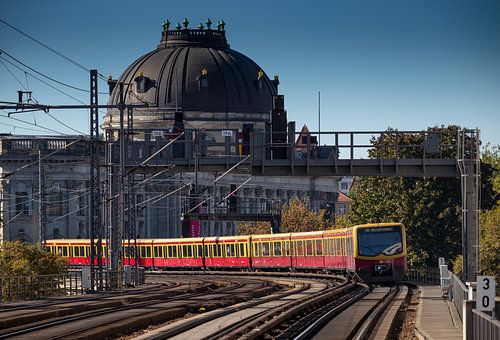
[{"left": 353, "top": 223, "right": 407, "bottom": 283}]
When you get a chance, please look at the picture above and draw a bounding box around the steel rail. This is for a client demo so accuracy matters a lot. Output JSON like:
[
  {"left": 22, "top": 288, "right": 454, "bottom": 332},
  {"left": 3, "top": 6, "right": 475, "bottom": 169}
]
[
  {"left": 352, "top": 284, "right": 400, "bottom": 340},
  {"left": 0, "top": 279, "right": 232, "bottom": 339}
]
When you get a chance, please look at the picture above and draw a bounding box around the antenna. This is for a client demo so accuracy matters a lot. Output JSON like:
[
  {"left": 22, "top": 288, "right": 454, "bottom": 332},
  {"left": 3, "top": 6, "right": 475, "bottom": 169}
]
[{"left": 318, "top": 91, "right": 321, "bottom": 145}]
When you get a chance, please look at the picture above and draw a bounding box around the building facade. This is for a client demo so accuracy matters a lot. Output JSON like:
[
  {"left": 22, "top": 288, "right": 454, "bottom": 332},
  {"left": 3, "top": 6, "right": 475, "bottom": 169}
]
[{"left": 0, "top": 21, "right": 341, "bottom": 243}]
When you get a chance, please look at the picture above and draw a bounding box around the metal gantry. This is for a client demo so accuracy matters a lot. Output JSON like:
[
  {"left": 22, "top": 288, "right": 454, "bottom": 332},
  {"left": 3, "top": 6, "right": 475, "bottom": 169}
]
[
  {"left": 38, "top": 149, "right": 47, "bottom": 247},
  {"left": 89, "top": 69, "right": 103, "bottom": 291}
]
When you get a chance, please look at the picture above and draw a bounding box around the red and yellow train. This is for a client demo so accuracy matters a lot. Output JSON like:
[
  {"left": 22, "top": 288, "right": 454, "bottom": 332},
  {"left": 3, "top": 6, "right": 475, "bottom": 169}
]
[{"left": 46, "top": 223, "right": 407, "bottom": 283}]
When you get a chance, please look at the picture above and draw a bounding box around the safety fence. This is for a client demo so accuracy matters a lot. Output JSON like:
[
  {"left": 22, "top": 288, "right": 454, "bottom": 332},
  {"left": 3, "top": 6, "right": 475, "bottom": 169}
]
[
  {"left": 1, "top": 267, "right": 146, "bottom": 303},
  {"left": 404, "top": 266, "right": 440, "bottom": 284},
  {"left": 0, "top": 272, "right": 83, "bottom": 302},
  {"left": 447, "top": 269, "right": 500, "bottom": 340}
]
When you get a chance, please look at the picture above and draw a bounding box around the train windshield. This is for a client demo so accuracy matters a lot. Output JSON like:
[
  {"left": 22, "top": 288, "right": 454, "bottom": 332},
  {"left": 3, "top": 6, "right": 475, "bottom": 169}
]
[{"left": 357, "top": 225, "right": 402, "bottom": 257}]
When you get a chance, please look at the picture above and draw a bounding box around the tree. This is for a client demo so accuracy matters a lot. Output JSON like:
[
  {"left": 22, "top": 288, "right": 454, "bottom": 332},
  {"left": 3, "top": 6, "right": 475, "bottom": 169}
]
[
  {"left": 236, "top": 221, "right": 271, "bottom": 235},
  {"left": 0, "top": 241, "right": 68, "bottom": 301},
  {"left": 477, "top": 144, "right": 500, "bottom": 284},
  {"left": 0, "top": 241, "right": 68, "bottom": 278},
  {"left": 348, "top": 126, "right": 496, "bottom": 269},
  {"left": 237, "top": 198, "right": 335, "bottom": 235}
]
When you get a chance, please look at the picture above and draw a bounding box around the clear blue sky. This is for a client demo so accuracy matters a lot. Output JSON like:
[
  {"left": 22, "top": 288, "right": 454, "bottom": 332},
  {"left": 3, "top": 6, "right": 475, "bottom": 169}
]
[{"left": 1, "top": 0, "right": 499, "bottom": 146}]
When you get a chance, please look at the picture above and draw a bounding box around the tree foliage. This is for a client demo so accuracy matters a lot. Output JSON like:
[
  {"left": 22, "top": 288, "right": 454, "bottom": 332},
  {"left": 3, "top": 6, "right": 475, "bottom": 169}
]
[
  {"left": 0, "top": 241, "right": 68, "bottom": 278},
  {"left": 348, "top": 126, "right": 496, "bottom": 268},
  {"left": 236, "top": 221, "right": 271, "bottom": 235},
  {"left": 477, "top": 144, "right": 500, "bottom": 283},
  {"left": 281, "top": 199, "right": 334, "bottom": 232},
  {"left": 237, "top": 198, "right": 335, "bottom": 235}
]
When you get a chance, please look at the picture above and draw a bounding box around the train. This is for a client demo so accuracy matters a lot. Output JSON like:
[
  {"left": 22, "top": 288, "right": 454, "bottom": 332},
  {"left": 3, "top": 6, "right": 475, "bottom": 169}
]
[{"left": 45, "top": 223, "right": 407, "bottom": 283}]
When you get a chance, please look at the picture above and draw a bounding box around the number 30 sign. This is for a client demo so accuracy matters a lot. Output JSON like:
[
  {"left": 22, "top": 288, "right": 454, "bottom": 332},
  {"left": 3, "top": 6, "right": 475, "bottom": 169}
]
[{"left": 476, "top": 276, "right": 496, "bottom": 311}]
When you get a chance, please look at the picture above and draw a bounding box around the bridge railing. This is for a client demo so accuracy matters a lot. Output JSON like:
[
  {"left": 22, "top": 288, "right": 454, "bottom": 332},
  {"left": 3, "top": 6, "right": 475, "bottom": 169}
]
[
  {"left": 0, "top": 272, "right": 83, "bottom": 302},
  {"left": 451, "top": 272, "right": 469, "bottom": 321},
  {"left": 112, "top": 128, "right": 476, "bottom": 164}
]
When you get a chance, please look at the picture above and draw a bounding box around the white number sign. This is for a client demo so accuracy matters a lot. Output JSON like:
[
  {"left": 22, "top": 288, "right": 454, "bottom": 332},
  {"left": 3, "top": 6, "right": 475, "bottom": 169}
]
[
  {"left": 221, "top": 130, "right": 233, "bottom": 137},
  {"left": 476, "top": 276, "right": 495, "bottom": 311}
]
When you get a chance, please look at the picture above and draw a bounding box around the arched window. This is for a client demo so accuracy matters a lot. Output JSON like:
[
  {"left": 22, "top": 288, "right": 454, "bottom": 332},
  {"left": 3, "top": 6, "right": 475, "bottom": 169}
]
[{"left": 197, "top": 68, "right": 209, "bottom": 90}]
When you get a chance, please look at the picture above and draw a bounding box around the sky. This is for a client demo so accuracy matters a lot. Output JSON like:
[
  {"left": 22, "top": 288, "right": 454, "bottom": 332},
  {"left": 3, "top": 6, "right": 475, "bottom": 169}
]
[{"left": 1, "top": 0, "right": 499, "bottom": 147}]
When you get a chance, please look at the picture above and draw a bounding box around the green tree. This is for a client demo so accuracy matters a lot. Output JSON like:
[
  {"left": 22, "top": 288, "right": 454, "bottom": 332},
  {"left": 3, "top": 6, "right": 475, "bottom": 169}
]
[
  {"left": 237, "top": 198, "right": 335, "bottom": 235},
  {"left": 0, "top": 241, "right": 68, "bottom": 277},
  {"left": 348, "top": 126, "right": 496, "bottom": 269},
  {"left": 477, "top": 144, "right": 500, "bottom": 284},
  {"left": 236, "top": 221, "right": 271, "bottom": 235}
]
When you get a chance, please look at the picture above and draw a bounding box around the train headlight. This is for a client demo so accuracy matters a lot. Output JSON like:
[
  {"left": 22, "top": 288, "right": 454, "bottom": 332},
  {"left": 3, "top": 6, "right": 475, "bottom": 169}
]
[{"left": 374, "top": 264, "right": 391, "bottom": 273}]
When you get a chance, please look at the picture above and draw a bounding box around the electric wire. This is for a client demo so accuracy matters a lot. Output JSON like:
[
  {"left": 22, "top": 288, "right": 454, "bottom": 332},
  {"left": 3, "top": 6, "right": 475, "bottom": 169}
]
[
  {"left": 1, "top": 113, "right": 68, "bottom": 135},
  {"left": 44, "top": 111, "right": 87, "bottom": 135},
  {"left": 0, "top": 18, "right": 107, "bottom": 81},
  {"left": 0, "top": 121, "right": 49, "bottom": 133},
  {"left": 0, "top": 48, "right": 108, "bottom": 94},
  {"left": 0, "top": 55, "right": 86, "bottom": 105},
  {"left": 0, "top": 57, "right": 28, "bottom": 91}
]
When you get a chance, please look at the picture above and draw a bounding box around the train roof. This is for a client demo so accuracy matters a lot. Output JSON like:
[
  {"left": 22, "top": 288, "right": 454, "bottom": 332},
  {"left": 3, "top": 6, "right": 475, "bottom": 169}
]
[
  {"left": 354, "top": 223, "right": 404, "bottom": 229},
  {"left": 290, "top": 231, "right": 325, "bottom": 238},
  {"left": 251, "top": 232, "right": 292, "bottom": 240},
  {"left": 147, "top": 238, "right": 205, "bottom": 243},
  {"left": 46, "top": 239, "right": 91, "bottom": 244},
  {"left": 204, "top": 235, "right": 251, "bottom": 243}
]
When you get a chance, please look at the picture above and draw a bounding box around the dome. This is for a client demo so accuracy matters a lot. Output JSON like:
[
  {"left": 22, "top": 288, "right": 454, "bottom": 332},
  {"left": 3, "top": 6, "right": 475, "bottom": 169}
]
[{"left": 104, "top": 22, "right": 278, "bottom": 129}]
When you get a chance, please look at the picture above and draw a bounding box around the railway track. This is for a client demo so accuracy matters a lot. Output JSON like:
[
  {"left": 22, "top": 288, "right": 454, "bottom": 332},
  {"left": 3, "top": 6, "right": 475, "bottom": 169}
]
[
  {"left": 0, "top": 273, "right": 409, "bottom": 339},
  {"left": 0, "top": 275, "right": 277, "bottom": 339}
]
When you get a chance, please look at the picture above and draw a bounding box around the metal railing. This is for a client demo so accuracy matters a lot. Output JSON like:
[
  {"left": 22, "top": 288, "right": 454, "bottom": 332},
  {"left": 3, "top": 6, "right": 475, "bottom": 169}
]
[
  {"left": 404, "top": 267, "right": 441, "bottom": 284},
  {"left": 0, "top": 272, "right": 83, "bottom": 302},
  {"left": 0, "top": 268, "right": 145, "bottom": 302},
  {"left": 451, "top": 272, "right": 468, "bottom": 321},
  {"left": 472, "top": 309, "right": 500, "bottom": 340}
]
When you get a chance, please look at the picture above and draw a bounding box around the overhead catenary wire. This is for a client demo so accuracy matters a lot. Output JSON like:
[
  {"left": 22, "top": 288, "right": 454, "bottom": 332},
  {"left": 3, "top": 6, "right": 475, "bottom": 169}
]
[
  {"left": 0, "top": 57, "right": 29, "bottom": 92},
  {"left": 0, "top": 121, "right": 49, "bottom": 133},
  {"left": 1, "top": 113, "right": 69, "bottom": 135},
  {"left": 0, "top": 55, "right": 87, "bottom": 105},
  {"left": 0, "top": 48, "right": 108, "bottom": 95},
  {"left": 0, "top": 18, "right": 107, "bottom": 81}
]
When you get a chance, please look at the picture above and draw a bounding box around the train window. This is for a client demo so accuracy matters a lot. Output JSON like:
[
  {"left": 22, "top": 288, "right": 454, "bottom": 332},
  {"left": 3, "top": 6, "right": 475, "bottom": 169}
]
[
  {"left": 341, "top": 238, "right": 346, "bottom": 256},
  {"left": 62, "top": 247, "right": 68, "bottom": 257},
  {"left": 181, "top": 245, "right": 187, "bottom": 258},
  {"left": 216, "top": 244, "right": 223, "bottom": 257},
  {"left": 74, "top": 246, "right": 79, "bottom": 257},
  {"left": 154, "top": 246, "right": 162, "bottom": 258},
  {"left": 273, "top": 242, "right": 282, "bottom": 256},
  {"left": 316, "top": 240, "right": 323, "bottom": 256},
  {"left": 262, "top": 242, "right": 270, "bottom": 256},
  {"left": 305, "top": 240, "right": 313, "bottom": 256},
  {"left": 146, "top": 247, "right": 151, "bottom": 258},
  {"left": 239, "top": 243, "right": 245, "bottom": 257},
  {"left": 187, "top": 245, "right": 193, "bottom": 258},
  {"left": 296, "top": 241, "right": 304, "bottom": 256},
  {"left": 69, "top": 247, "right": 74, "bottom": 257},
  {"left": 57, "top": 246, "right": 63, "bottom": 256},
  {"left": 227, "top": 244, "right": 235, "bottom": 257},
  {"left": 167, "top": 246, "right": 173, "bottom": 258},
  {"left": 284, "top": 241, "right": 290, "bottom": 256},
  {"left": 253, "top": 243, "right": 259, "bottom": 257}
]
